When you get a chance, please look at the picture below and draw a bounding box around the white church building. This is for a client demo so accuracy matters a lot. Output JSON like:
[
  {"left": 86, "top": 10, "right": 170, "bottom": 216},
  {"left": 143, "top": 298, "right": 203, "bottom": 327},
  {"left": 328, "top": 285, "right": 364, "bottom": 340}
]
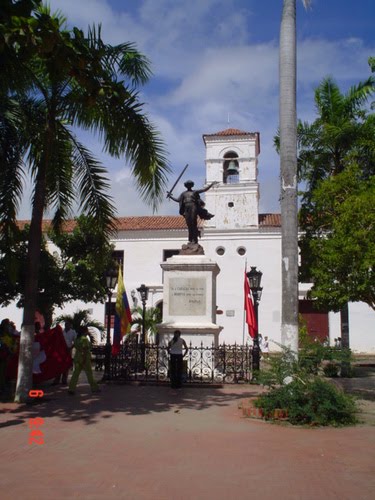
[{"left": 3, "top": 128, "right": 374, "bottom": 353}]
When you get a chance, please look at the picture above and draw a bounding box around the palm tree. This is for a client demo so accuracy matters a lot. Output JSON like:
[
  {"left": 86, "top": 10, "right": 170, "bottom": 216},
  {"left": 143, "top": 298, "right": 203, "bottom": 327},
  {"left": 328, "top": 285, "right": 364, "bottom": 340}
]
[
  {"left": 131, "top": 306, "right": 161, "bottom": 344},
  {"left": 279, "top": 0, "right": 310, "bottom": 355},
  {"left": 54, "top": 309, "right": 105, "bottom": 345},
  {"left": 298, "top": 75, "right": 374, "bottom": 347},
  {"left": 298, "top": 76, "right": 375, "bottom": 189},
  {"left": 1, "top": 7, "right": 170, "bottom": 402}
]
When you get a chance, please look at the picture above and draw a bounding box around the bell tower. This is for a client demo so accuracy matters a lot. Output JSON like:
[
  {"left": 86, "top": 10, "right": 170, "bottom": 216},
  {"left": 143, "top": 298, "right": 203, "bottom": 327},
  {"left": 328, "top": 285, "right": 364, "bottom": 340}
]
[{"left": 202, "top": 128, "right": 260, "bottom": 229}]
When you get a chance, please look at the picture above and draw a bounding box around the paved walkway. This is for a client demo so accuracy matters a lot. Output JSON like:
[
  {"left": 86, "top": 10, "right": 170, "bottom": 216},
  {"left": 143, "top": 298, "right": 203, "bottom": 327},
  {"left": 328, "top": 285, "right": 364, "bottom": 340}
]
[{"left": 1, "top": 379, "right": 374, "bottom": 500}]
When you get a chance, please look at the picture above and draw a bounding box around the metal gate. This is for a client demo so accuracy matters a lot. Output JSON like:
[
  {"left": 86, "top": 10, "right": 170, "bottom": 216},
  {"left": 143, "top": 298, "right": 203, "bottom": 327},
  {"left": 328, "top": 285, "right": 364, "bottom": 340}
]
[{"left": 93, "top": 340, "right": 253, "bottom": 384}]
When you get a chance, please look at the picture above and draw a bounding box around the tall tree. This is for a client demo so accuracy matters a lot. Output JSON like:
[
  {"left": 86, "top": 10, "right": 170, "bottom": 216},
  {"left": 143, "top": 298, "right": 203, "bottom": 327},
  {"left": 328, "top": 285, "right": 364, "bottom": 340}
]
[
  {"left": 297, "top": 71, "right": 374, "bottom": 346},
  {"left": 298, "top": 75, "right": 375, "bottom": 210},
  {"left": 302, "top": 164, "right": 375, "bottom": 312},
  {"left": 1, "top": 5, "right": 170, "bottom": 402},
  {"left": 279, "top": 0, "right": 310, "bottom": 355}
]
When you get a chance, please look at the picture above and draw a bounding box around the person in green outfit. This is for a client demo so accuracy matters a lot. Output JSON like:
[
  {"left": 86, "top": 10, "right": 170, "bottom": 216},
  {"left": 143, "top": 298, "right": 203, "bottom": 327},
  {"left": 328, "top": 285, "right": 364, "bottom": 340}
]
[{"left": 68, "top": 325, "right": 100, "bottom": 395}]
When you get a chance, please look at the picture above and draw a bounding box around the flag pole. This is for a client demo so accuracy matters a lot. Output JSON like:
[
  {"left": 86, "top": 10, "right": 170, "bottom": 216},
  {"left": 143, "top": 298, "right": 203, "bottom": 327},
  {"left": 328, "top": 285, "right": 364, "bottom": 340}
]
[{"left": 242, "top": 260, "right": 247, "bottom": 346}]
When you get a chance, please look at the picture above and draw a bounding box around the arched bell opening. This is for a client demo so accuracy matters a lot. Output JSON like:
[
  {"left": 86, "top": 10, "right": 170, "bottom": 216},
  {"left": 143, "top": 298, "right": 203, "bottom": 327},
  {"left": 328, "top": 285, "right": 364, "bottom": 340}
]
[{"left": 223, "top": 151, "right": 239, "bottom": 184}]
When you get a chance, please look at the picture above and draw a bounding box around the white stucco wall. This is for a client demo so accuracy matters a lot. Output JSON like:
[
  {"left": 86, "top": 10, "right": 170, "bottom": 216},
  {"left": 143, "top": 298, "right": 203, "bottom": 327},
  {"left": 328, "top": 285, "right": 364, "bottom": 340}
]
[
  {"left": 329, "top": 303, "right": 375, "bottom": 353},
  {"left": 3, "top": 226, "right": 372, "bottom": 352}
]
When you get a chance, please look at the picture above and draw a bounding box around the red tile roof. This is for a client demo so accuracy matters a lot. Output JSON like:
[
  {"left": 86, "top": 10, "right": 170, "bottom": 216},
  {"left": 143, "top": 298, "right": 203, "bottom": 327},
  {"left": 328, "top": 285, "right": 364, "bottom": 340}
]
[
  {"left": 115, "top": 216, "right": 186, "bottom": 231},
  {"left": 203, "top": 128, "right": 255, "bottom": 137},
  {"left": 17, "top": 214, "right": 281, "bottom": 232},
  {"left": 259, "top": 213, "right": 281, "bottom": 227},
  {"left": 202, "top": 128, "right": 260, "bottom": 154},
  {"left": 17, "top": 219, "right": 77, "bottom": 232}
]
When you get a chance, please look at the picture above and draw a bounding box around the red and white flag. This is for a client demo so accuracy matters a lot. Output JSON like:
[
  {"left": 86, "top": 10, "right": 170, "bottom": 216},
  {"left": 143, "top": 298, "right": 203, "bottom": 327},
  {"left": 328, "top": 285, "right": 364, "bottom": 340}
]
[{"left": 244, "top": 271, "right": 258, "bottom": 339}]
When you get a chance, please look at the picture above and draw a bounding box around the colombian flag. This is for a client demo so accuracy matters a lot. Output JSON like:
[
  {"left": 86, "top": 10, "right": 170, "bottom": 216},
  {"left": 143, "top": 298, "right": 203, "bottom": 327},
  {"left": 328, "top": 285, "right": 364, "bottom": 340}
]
[{"left": 112, "top": 266, "right": 132, "bottom": 355}]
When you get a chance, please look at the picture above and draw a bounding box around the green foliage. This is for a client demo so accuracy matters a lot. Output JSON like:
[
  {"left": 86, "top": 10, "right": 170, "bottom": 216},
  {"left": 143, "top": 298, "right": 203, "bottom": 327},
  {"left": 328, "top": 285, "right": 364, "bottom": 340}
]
[
  {"left": 49, "top": 215, "right": 116, "bottom": 304},
  {"left": 323, "top": 363, "right": 339, "bottom": 378},
  {"left": 54, "top": 309, "right": 104, "bottom": 345},
  {"left": 254, "top": 377, "right": 357, "bottom": 426},
  {"left": 258, "top": 316, "right": 353, "bottom": 389},
  {"left": 255, "top": 329, "right": 357, "bottom": 426},
  {"left": 297, "top": 71, "right": 375, "bottom": 310},
  {"left": 370, "top": 57, "right": 375, "bottom": 109},
  {"left": 131, "top": 306, "right": 161, "bottom": 343},
  {"left": 0, "top": 215, "right": 115, "bottom": 315},
  {"left": 256, "top": 348, "right": 299, "bottom": 388},
  {"left": 302, "top": 165, "right": 375, "bottom": 310}
]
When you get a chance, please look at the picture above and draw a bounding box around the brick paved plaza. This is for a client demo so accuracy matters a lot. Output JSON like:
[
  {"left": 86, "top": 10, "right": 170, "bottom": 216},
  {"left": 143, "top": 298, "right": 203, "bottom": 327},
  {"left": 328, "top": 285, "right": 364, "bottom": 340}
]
[{"left": 1, "top": 379, "right": 374, "bottom": 500}]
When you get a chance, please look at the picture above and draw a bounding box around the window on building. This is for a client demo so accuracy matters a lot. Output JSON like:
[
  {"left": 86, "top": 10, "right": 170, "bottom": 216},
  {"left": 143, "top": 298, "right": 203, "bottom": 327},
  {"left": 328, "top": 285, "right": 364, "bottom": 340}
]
[
  {"left": 223, "top": 151, "right": 239, "bottom": 184},
  {"left": 163, "top": 249, "right": 180, "bottom": 261},
  {"left": 112, "top": 250, "right": 124, "bottom": 268}
]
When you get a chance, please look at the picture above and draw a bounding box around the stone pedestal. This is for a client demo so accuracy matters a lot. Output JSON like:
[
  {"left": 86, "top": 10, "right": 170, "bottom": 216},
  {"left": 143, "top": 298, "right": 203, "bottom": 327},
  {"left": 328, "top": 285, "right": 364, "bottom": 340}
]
[{"left": 157, "top": 255, "right": 222, "bottom": 347}]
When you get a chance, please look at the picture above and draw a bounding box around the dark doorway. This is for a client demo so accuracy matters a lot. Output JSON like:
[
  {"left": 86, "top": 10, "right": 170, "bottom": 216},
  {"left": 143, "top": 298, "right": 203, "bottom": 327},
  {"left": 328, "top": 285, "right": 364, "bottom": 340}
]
[{"left": 299, "top": 300, "right": 329, "bottom": 343}]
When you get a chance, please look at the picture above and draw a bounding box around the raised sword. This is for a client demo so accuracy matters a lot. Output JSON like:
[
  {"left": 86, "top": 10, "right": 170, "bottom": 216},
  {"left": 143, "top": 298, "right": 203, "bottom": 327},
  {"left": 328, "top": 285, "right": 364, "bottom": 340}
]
[{"left": 166, "top": 164, "right": 189, "bottom": 198}]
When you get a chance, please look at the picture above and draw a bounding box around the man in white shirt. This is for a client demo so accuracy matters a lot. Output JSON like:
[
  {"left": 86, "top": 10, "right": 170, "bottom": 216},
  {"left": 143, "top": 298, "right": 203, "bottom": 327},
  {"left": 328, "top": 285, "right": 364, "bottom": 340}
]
[{"left": 53, "top": 321, "right": 77, "bottom": 385}]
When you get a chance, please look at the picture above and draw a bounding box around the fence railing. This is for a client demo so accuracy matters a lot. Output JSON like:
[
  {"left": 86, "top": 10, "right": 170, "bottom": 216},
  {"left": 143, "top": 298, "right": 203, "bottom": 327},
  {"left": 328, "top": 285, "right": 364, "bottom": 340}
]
[{"left": 92, "top": 341, "right": 253, "bottom": 384}]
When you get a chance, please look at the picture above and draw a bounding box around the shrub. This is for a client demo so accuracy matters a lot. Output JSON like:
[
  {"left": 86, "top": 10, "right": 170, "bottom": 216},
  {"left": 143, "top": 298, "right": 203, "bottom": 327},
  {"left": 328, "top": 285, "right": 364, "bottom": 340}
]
[
  {"left": 254, "top": 378, "right": 357, "bottom": 426},
  {"left": 323, "top": 362, "right": 339, "bottom": 377},
  {"left": 255, "top": 336, "right": 357, "bottom": 426},
  {"left": 256, "top": 348, "right": 298, "bottom": 388}
]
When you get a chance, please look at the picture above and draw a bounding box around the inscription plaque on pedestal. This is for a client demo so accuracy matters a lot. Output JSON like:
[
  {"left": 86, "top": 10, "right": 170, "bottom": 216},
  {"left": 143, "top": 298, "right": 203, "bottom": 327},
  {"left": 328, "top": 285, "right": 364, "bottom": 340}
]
[{"left": 169, "top": 277, "right": 206, "bottom": 316}]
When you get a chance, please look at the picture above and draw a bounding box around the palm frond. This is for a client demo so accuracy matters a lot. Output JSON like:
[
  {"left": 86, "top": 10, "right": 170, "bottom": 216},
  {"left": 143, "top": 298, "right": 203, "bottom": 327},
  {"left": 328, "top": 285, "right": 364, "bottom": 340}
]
[
  {"left": 64, "top": 131, "right": 116, "bottom": 235},
  {"left": 315, "top": 77, "right": 344, "bottom": 122},
  {"left": 344, "top": 76, "right": 375, "bottom": 117},
  {"left": 86, "top": 25, "right": 152, "bottom": 86},
  {"left": 45, "top": 124, "right": 76, "bottom": 231},
  {"left": 0, "top": 97, "right": 26, "bottom": 230},
  {"left": 35, "top": 2, "right": 67, "bottom": 26},
  {"left": 102, "top": 97, "right": 170, "bottom": 211},
  {"left": 66, "top": 83, "right": 171, "bottom": 212}
]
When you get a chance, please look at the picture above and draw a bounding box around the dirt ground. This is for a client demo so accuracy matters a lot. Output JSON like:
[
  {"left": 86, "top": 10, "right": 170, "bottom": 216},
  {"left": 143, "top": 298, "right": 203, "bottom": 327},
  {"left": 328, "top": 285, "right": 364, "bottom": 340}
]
[{"left": 1, "top": 367, "right": 375, "bottom": 500}]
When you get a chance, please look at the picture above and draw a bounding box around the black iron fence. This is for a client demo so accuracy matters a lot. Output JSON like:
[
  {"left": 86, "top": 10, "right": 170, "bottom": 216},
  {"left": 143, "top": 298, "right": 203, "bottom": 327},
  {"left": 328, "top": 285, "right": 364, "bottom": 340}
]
[{"left": 92, "top": 341, "right": 253, "bottom": 384}]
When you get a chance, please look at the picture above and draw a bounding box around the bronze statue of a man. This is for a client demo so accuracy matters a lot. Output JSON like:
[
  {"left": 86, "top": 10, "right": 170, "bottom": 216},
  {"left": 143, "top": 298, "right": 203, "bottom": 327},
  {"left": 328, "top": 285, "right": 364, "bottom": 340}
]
[{"left": 167, "top": 180, "right": 217, "bottom": 244}]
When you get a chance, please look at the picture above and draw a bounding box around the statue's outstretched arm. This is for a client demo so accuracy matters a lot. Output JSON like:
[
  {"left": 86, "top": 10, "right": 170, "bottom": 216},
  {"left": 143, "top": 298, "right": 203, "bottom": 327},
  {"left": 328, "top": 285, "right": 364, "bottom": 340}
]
[{"left": 197, "top": 181, "right": 219, "bottom": 194}]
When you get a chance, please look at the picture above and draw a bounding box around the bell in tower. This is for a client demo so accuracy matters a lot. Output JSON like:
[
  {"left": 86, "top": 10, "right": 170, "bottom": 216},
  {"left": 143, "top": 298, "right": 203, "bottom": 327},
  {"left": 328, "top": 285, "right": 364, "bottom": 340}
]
[{"left": 223, "top": 155, "right": 240, "bottom": 184}]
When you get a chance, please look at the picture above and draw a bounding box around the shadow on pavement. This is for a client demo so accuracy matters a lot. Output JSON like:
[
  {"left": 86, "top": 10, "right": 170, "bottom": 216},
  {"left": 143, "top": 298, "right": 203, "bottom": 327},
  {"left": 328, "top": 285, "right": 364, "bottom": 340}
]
[{"left": 0, "top": 381, "right": 262, "bottom": 426}]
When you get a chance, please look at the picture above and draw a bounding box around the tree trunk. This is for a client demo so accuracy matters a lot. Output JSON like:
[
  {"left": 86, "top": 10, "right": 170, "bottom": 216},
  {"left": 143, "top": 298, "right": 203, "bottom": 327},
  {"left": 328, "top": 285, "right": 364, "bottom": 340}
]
[
  {"left": 14, "top": 171, "right": 46, "bottom": 402},
  {"left": 340, "top": 303, "right": 350, "bottom": 349},
  {"left": 279, "top": 0, "right": 299, "bottom": 355}
]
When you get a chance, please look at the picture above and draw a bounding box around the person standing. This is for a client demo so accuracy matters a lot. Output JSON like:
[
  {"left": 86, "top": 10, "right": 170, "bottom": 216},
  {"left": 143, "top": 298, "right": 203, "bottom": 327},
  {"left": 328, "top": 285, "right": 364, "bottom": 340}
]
[
  {"left": 0, "top": 319, "right": 16, "bottom": 393},
  {"left": 168, "top": 330, "right": 188, "bottom": 389},
  {"left": 68, "top": 326, "right": 99, "bottom": 395},
  {"left": 261, "top": 336, "right": 270, "bottom": 360},
  {"left": 53, "top": 320, "right": 77, "bottom": 385}
]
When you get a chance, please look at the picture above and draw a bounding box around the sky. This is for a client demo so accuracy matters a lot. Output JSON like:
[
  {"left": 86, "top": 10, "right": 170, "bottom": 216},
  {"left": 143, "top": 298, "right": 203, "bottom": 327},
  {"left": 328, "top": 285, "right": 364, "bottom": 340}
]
[{"left": 19, "top": 0, "right": 375, "bottom": 219}]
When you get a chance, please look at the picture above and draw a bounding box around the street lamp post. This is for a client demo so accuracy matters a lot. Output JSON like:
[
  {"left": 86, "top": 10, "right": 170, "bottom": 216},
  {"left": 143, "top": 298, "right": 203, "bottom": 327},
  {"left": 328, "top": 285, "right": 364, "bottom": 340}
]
[
  {"left": 246, "top": 266, "right": 263, "bottom": 373},
  {"left": 104, "top": 268, "right": 118, "bottom": 381},
  {"left": 137, "top": 284, "right": 149, "bottom": 370}
]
